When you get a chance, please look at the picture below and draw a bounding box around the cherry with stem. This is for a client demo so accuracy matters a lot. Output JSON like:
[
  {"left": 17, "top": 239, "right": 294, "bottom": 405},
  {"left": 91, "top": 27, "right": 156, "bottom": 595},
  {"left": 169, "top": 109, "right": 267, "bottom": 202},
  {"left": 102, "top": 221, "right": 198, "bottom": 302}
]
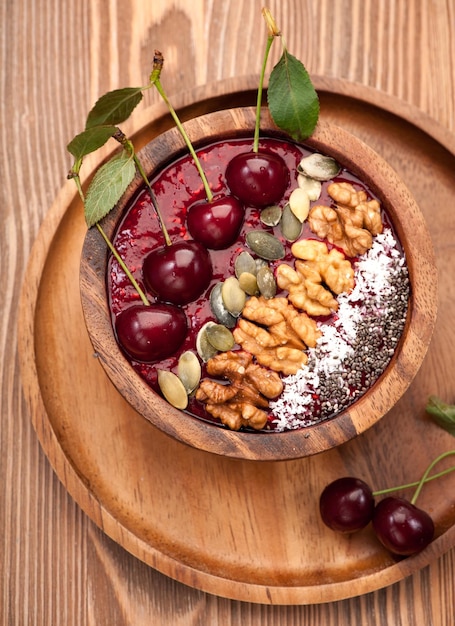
[
  {"left": 71, "top": 133, "right": 190, "bottom": 362},
  {"left": 224, "top": 8, "right": 290, "bottom": 208},
  {"left": 149, "top": 51, "right": 245, "bottom": 251},
  {"left": 320, "top": 450, "right": 455, "bottom": 556},
  {"left": 371, "top": 450, "right": 455, "bottom": 556},
  {"left": 111, "top": 128, "right": 214, "bottom": 307}
]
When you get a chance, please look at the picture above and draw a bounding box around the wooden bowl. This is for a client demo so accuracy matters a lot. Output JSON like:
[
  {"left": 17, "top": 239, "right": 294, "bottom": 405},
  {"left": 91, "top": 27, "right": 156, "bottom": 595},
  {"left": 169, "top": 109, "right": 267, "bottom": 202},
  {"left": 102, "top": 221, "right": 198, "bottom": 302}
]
[{"left": 80, "top": 106, "right": 437, "bottom": 461}]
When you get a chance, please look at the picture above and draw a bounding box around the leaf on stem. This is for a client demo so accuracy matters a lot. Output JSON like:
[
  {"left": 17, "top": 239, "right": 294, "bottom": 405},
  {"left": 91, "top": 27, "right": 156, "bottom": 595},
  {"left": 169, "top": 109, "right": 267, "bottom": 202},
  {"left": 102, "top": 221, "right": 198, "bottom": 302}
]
[
  {"left": 267, "top": 49, "right": 319, "bottom": 141},
  {"left": 85, "top": 87, "right": 143, "bottom": 129},
  {"left": 67, "top": 125, "right": 118, "bottom": 159},
  {"left": 426, "top": 395, "right": 455, "bottom": 436},
  {"left": 84, "top": 151, "right": 136, "bottom": 227}
]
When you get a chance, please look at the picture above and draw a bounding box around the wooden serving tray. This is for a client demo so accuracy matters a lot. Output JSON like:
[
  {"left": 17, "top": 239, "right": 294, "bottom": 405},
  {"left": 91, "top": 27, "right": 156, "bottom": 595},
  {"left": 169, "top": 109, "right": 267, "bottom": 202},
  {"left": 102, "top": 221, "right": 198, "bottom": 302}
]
[{"left": 18, "top": 76, "right": 455, "bottom": 605}]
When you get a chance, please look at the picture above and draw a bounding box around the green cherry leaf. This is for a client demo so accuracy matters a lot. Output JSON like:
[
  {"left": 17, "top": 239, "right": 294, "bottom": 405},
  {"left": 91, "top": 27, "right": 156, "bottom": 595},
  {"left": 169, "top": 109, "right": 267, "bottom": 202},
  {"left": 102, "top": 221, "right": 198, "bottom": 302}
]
[
  {"left": 85, "top": 87, "right": 143, "bottom": 129},
  {"left": 267, "top": 49, "right": 319, "bottom": 141},
  {"left": 84, "top": 151, "right": 136, "bottom": 227},
  {"left": 67, "top": 125, "right": 118, "bottom": 160},
  {"left": 426, "top": 395, "right": 455, "bottom": 436}
]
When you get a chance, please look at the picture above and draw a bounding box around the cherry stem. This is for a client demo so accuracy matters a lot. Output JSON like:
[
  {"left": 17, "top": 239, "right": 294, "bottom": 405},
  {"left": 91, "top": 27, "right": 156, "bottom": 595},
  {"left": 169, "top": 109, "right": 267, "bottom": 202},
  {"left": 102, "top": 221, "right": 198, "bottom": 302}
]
[
  {"left": 371, "top": 450, "right": 455, "bottom": 503},
  {"left": 372, "top": 463, "right": 455, "bottom": 498},
  {"left": 150, "top": 52, "right": 213, "bottom": 203},
  {"left": 254, "top": 8, "right": 281, "bottom": 153},
  {"left": 114, "top": 129, "right": 172, "bottom": 247},
  {"left": 95, "top": 223, "right": 149, "bottom": 306},
  {"left": 132, "top": 153, "right": 172, "bottom": 247},
  {"left": 410, "top": 450, "right": 455, "bottom": 505},
  {"left": 72, "top": 162, "right": 150, "bottom": 307}
]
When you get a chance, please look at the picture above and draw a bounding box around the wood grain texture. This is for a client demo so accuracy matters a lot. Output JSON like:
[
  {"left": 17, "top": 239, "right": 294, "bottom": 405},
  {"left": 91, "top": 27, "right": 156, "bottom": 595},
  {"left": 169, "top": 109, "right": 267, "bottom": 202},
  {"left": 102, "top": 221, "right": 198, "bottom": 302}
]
[{"left": 2, "top": 0, "right": 455, "bottom": 623}]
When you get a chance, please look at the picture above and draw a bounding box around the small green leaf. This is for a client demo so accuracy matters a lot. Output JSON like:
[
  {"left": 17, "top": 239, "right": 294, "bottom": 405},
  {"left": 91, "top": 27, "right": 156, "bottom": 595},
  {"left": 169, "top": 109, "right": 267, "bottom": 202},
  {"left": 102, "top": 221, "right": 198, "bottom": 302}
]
[
  {"left": 84, "top": 151, "right": 136, "bottom": 227},
  {"left": 426, "top": 395, "right": 455, "bottom": 436},
  {"left": 85, "top": 87, "right": 143, "bottom": 129},
  {"left": 67, "top": 125, "right": 117, "bottom": 159},
  {"left": 267, "top": 49, "right": 319, "bottom": 141}
]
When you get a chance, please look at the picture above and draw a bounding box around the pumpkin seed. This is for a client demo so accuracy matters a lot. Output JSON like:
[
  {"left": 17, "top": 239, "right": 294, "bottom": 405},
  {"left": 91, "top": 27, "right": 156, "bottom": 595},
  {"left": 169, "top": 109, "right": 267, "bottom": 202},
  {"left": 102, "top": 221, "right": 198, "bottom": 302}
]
[
  {"left": 234, "top": 251, "right": 257, "bottom": 278},
  {"left": 196, "top": 322, "right": 219, "bottom": 362},
  {"left": 205, "top": 323, "right": 235, "bottom": 352},
  {"left": 260, "top": 205, "right": 282, "bottom": 227},
  {"left": 298, "top": 153, "right": 341, "bottom": 181},
  {"left": 297, "top": 172, "right": 322, "bottom": 201},
  {"left": 246, "top": 230, "right": 285, "bottom": 261},
  {"left": 210, "top": 282, "right": 237, "bottom": 328},
  {"left": 157, "top": 369, "right": 188, "bottom": 410},
  {"left": 280, "top": 203, "right": 303, "bottom": 242},
  {"left": 221, "top": 276, "right": 246, "bottom": 316},
  {"left": 256, "top": 265, "right": 277, "bottom": 299},
  {"left": 289, "top": 187, "right": 310, "bottom": 222},
  {"left": 177, "top": 351, "right": 201, "bottom": 394},
  {"left": 238, "top": 271, "right": 259, "bottom": 296},
  {"left": 255, "top": 258, "right": 269, "bottom": 273}
]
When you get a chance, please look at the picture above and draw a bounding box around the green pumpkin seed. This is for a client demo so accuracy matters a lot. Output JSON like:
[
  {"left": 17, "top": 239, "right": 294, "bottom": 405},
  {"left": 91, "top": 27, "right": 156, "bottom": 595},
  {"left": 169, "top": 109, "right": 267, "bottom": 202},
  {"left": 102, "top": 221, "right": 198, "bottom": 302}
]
[
  {"left": 255, "top": 258, "right": 269, "bottom": 273},
  {"left": 280, "top": 203, "right": 303, "bottom": 242},
  {"left": 196, "top": 322, "right": 219, "bottom": 362},
  {"left": 210, "top": 282, "right": 237, "bottom": 328},
  {"left": 246, "top": 230, "right": 285, "bottom": 261},
  {"left": 256, "top": 265, "right": 277, "bottom": 299},
  {"left": 205, "top": 323, "right": 235, "bottom": 352},
  {"left": 260, "top": 205, "right": 282, "bottom": 227},
  {"left": 238, "top": 271, "right": 259, "bottom": 296},
  {"left": 234, "top": 251, "right": 257, "bottom": 278}
]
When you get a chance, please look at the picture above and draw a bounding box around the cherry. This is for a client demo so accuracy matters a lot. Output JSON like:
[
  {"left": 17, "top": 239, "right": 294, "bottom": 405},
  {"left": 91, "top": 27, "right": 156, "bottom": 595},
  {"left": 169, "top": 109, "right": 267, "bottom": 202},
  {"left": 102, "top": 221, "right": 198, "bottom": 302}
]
[
  {"left": 187, "top": 194, "right": 244, "bottom": 250},
  {"left": 372, "top": 497, "right": 435, "bottom": 556},
  {"left": 225, "top": 151, "right": 290, "bottom": 207},
  {"left": 319, "top": 477, "right": 375, "bottom": 533},
  {"left": 115, "top": 303, "right": 188, "bottom": 362},
  {"left": 143, "top": 240, "right": 213, "bottom": 305}
]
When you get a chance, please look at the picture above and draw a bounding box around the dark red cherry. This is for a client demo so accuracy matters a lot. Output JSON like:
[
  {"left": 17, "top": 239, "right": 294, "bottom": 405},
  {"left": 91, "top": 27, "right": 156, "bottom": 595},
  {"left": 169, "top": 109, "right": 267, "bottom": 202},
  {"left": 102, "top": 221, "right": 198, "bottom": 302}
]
[
  {"left": 187, "top": 194, "right": 244, "bottom": 250},
  {"left": 225, "top": 150, "right": 290, "bottom": 207},
  {"left": 143, "top": 240, "right": 213, "bottom": 305},
  {"left": 372, "top": 497, "right": 435, "bottom": 556},
  {"left": 319, "top": 477, "right": 375, "bottom": 533},
  {"left": 115, "top": 303, "right": 187, "bottom": 362}
]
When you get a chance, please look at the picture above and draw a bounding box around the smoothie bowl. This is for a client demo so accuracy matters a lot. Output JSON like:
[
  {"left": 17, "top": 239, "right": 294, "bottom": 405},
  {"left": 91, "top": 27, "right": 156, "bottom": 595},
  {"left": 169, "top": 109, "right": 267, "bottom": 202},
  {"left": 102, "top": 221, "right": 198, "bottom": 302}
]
[{"left": 79, "top": 104, "right": 437, "bottom": 461}]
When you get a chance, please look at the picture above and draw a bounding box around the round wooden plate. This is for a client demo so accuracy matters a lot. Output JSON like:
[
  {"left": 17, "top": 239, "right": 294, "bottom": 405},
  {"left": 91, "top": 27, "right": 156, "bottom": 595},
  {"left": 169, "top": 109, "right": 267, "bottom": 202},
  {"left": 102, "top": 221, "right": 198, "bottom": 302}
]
[{"left": 18, "top": 76, "right": 455, "bottom": 605}]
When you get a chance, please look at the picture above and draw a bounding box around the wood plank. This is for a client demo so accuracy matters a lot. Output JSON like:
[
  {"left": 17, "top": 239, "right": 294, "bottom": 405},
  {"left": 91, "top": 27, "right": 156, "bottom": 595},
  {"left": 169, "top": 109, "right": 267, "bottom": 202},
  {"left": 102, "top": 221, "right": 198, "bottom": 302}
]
[{"left": 2, "top": 0, "right": 455, "bottom": 623}]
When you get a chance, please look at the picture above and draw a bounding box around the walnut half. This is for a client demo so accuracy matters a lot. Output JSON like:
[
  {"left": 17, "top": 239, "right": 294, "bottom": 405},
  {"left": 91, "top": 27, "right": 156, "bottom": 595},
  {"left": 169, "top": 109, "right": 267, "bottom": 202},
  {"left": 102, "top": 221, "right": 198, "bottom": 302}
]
[
  {"left": 232, "top": 295, "right": 321, "bottom": 375},
  {"left": 195, "top": 351, "right": 283, "bottom": 430},
  {"left": 308, "top": 181, "right": 383, "bottom": 257},
  {"left": 275, "top": 240, "right": 354, "bottom": 317}
]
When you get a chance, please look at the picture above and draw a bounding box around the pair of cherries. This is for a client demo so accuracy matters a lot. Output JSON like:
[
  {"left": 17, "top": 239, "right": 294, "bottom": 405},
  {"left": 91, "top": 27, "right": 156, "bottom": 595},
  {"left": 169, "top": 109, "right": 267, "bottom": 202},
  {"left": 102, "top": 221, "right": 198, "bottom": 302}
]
[
  {"left": 115, "top": 149, "right": 290, "bottom": 362},
  {"left": 319, "top": 477, "right": 435, "bottom": 556}
]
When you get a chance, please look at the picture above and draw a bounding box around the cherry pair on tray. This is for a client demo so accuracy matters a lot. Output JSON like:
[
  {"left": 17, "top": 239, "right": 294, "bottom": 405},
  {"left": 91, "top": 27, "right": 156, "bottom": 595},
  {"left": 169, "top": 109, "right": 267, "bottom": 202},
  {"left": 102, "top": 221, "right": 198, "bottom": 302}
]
[{"left": 319, "top": 477, "right": 435, "bottom": 556}]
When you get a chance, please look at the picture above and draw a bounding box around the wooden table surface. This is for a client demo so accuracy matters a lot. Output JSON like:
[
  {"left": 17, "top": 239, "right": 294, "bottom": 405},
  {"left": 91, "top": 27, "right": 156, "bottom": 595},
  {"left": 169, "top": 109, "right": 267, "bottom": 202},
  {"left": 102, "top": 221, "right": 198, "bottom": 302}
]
[{"left": 2, "top": 1, "right": 455, "bottom": 623}]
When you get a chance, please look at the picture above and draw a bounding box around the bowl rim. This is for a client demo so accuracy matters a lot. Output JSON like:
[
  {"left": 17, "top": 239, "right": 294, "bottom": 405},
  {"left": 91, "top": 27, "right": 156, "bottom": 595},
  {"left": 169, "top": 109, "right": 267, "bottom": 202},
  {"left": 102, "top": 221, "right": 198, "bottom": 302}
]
[{"left": 79, "top": 105, "right": 438, "bottom": 461}]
